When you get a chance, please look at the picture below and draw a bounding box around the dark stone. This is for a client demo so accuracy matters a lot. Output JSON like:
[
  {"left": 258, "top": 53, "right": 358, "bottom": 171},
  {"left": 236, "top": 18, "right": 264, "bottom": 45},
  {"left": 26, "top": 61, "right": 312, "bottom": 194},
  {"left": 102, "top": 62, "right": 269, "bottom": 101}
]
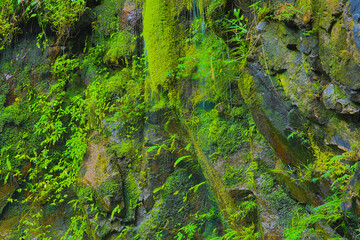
[
  {"left": 322, "top": 83, "right": 360, "bottom": 115},
  {"left": 348, "top": 89, "right": 360, "bottom": 103},
  {"left": 300, "top": 35, "right": 318, "bottom": 55},
  {"left": 148, "top": 151, "right": 175, "bottom": 190},
  {"left": 288, "top": 107, "right": 308, "bottom": 128},
  {"left": 228, "top": 187, "right": 255, "bottom": 202},
  {"left": 341, "top": 200, "right": 352, "bottom": 213},
  {"left": 146, "top": 109, "right": 168, "bottom": 125},
  {"left": 247, "top": 62, "right": 312, "bottom": 165},
  {"left": 141, "top": 188, "right": 155, "bottom": 212},
  {"left": 341, "top": 196, "right": 360, "bottom": 217},
  {"left": 286, "top": 43, "right": 298, "bottom": 51},
  {"left": 328, "top": 135, "right": 351, "bottom": 151},
  {"left": 347, "top": 164, "right": 360, "bottom": 197},
  {"left": 196, "top": 101, "right": 215, "bottom": 111}
]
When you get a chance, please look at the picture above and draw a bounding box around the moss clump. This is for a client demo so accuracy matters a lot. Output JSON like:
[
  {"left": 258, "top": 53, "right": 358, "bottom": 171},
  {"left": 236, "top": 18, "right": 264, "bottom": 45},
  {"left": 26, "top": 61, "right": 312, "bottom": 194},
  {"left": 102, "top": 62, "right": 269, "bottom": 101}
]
[
  {"left": 238, "top": 71, "right": 255, "bottom": 102},
  {"left": 143, "top": 0, "right": 185, "bottom": 100},
  {"left": 223, "top": 164, "right": 246, "bottom": 187},
  {"left": 97, "top": 180, "right": 120, "bottom": 199},
  {"left": 77, "top": 186, "right": 94, "bottom": 204},
  {"left": 195, "top": 107, "right": 250, "bottom": 159},
  {"left": 258, "top": 172, "right": 297, "bottom": 227},
  {"left": 124, "top": 171, "right": 141, "bottom": 222},
  {"left": 108, "top": 139, "right": 137, "bottom": 160},
  {"left": 0, "top": 101, "right": 29, "bottom": 129}
]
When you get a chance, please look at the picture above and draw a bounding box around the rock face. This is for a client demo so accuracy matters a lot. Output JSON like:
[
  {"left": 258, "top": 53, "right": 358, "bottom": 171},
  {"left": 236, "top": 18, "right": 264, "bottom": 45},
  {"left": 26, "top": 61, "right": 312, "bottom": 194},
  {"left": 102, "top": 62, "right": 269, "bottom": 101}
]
[
  {"left": 244, "top": 0, "right": 360, "bottom": 160},
  {"left": 236, "top": 1, "right": 360, "bottom": 233},
  {"left": 2, "top": 0, "right": 360, "bottom": 239}
]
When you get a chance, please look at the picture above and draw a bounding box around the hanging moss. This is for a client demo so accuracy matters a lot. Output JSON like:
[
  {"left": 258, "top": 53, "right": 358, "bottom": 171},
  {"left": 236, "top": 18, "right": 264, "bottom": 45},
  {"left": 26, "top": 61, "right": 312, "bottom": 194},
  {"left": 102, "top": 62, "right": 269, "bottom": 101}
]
[
  {"left": 142, "top": 0, "right": 209, "bottom": 104},
  {"left": 143, "top": 0, "right": 186, "bottom": 101}
]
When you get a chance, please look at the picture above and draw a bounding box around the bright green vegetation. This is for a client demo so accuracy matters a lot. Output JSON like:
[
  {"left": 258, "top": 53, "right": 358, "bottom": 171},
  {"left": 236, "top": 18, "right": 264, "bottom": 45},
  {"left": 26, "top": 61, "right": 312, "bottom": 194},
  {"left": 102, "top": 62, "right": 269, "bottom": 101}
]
[
  {"left": 143, "top": 0, "right": 185, "bottom": 101},
  {"left": 0, "top": 0, "right": 86, "bottom": 49},
  {"left": 0, "top": 0, "right": 359, "bottom": 239}
]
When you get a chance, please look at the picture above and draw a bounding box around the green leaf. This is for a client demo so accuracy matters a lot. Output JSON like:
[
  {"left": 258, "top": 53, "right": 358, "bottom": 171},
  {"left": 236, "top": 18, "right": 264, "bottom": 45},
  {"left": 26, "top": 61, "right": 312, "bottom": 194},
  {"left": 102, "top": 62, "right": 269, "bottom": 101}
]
[
  {"left": 153, "top": 185, "right": 164, "bottom": 194},
  {"left": 146, "top": 145, "right": 158, "bottom": 153},
  {"left": 111, "top": 205, "right": 120, "bottom": 220},
  {"left": 6, "top": 158, "right": 12, "bottom": 171},
  {"left": 178, "top": 206, "right": 184, "bottom": 213},
  {"left": 174, "top": 155, "right": 191, "bottom": 167},
  {"left": 4, "top": 172, "right": 10, "bottom": 185},
  {"left": 189, "top": 182, "right": 205, "bottom": 193},
  {"left": 164, "top": 120, "right": 170, "bottom": 133}
]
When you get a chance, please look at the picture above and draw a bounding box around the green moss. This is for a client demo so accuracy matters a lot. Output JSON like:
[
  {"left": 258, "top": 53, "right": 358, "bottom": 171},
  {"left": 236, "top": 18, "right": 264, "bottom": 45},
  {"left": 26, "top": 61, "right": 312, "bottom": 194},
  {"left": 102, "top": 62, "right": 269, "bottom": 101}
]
[
  {"left": 259, "top": 172, "right": 297, "bottom": 227},
  {"left": 97, "top": 180, "right": 120, "bottom": 199},
  {"left": 124, "top": 171, "right": 141, "bottom": 222},
  {"left": 239, "top": 71, "right": 255, "bottom": 102},
  {"left": 143, "top": 0, "right": 185, "bottom": 100},
  {"left": 223, "top": 164, "right": 246, "bottom": 187},
  {"left": 195, "top": 106, "right": 250, "bottom": 159},
  {"left": 109, "top": 139, "right": 137, "bottom": 160},
  {"left": 0, "top": 102, "right": 29, "bottom": 131},
  {"left": 77, "top": 186, "right": 94, "bottom": 204},
  {"left": 136, "top": 205, "right": 161, "bottom": 238}
]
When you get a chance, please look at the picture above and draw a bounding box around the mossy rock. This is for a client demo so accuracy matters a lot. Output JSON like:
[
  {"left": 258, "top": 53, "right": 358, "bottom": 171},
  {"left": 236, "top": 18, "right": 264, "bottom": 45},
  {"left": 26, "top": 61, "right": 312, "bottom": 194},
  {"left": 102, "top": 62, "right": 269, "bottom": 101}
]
[
  {"left": 143, "top": 0, "right": 186, "bottom": 99},
  {"left": 319, "top": 19, "right": 360, "bottom": 90},
  {"left": 325, "top": 117, "right": 358, "bottom": 152},
  {"left": 246, "top": 59, "right": 313, "bottom": 165},
  {"left": 137, "top": 169, "right": 221, "bottom": 239},
  {"left": 124, "top": 171, "right": 141, "bottom": 223},
  {"left": 322, "top": 83, "right": 360, "bottom": 114},
  {"left": 97, "top": 176, "right": 125, "bottom": 214},
  {"left": 258, "top": 172, "right": 299, "bottom": 227}
]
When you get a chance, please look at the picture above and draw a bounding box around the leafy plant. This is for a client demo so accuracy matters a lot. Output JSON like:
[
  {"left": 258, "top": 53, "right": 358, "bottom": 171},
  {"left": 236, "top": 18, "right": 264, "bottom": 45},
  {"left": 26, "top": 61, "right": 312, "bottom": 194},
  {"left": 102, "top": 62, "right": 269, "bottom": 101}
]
[
  {"left": 249, "top": 1, "right": 272, "bottom": 22},
  {"left": 40, "top": 0, "right": 87, "bottom": 44},
  {"left": 284, "top": 194, "right": 346, "bottom": 239},
  {"left": 176, "top": 222, "right": 197, "bottom": 240}
]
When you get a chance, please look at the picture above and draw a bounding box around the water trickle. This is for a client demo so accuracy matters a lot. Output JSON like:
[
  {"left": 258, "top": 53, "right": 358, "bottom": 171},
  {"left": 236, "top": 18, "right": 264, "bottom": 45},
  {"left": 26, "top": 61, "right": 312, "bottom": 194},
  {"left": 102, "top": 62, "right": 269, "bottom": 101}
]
[
  {"left": 225, "top": 40, "right": 233, "bottom": 122},
  {"left": 190, "top": 0, "right": 201, "bottom": 21}
]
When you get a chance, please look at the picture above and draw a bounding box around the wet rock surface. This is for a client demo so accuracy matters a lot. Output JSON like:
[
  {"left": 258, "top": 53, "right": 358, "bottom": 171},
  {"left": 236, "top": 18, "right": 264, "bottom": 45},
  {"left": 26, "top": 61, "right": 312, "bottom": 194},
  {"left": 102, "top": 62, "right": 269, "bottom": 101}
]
[{"left": 1, "top": 0, "right": 360, "bottom": 239}]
